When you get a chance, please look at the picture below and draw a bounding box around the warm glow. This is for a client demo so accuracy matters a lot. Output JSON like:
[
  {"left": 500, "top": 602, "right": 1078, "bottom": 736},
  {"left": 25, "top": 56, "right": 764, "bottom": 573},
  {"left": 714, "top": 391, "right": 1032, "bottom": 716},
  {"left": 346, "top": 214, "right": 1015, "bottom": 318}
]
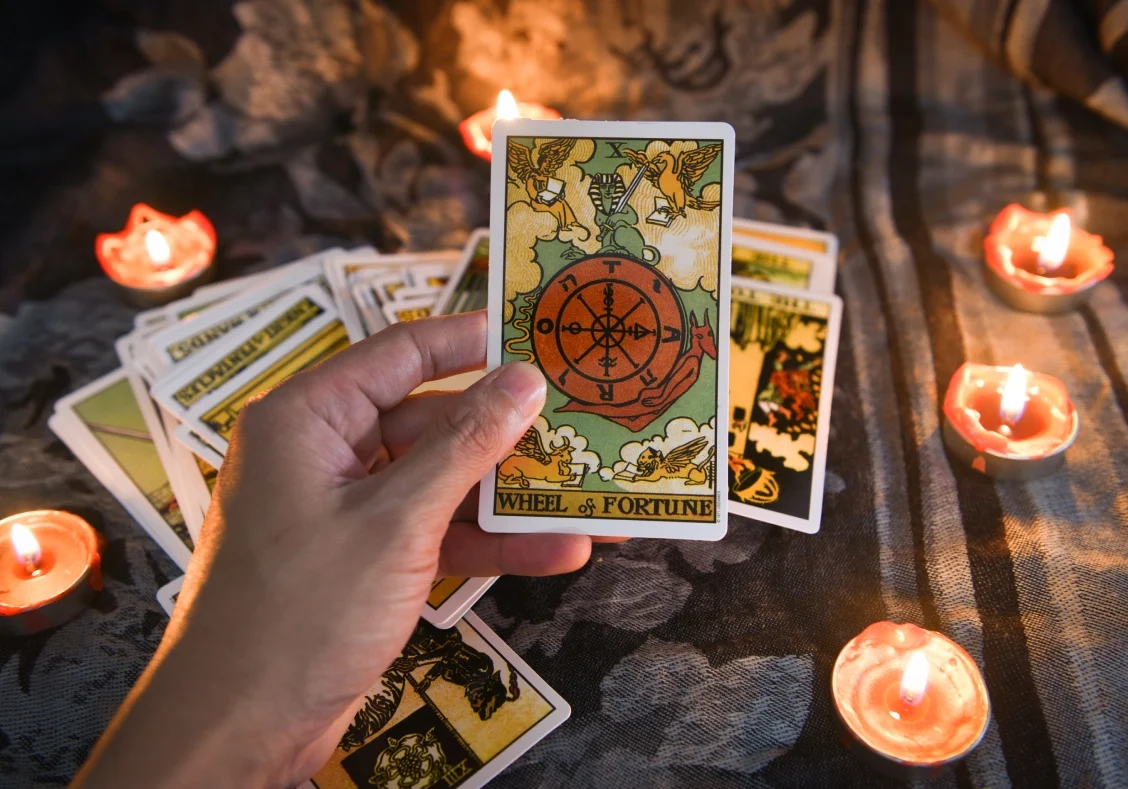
[
  {"left": 1000, "top": 364, "right": 1028, "bottom": 426},
  {"left": 145, "top": 229, "right": 171, "bottom": 267},
  {"left": 11, "top": 523, "right": 41, "bottom": 569},
  {"left": 899, "top": 651, "right": 930, "bottom": 707},
  {"left": 496, "top": 89, "right": 520, "bottom": 121},
  {"left": 1036, "top": 214, "right": 1071, "bottom": 271}
]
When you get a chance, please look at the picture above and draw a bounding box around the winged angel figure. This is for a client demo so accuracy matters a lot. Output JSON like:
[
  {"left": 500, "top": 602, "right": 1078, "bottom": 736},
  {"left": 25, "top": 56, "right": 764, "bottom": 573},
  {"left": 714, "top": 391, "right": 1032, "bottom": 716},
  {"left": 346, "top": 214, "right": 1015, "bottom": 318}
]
[
  {"left": 507, "top": 137, "right": 581, "bottom": 232},
  {"left": 615, "top": 436, "right": 715, "bottom": 487}
]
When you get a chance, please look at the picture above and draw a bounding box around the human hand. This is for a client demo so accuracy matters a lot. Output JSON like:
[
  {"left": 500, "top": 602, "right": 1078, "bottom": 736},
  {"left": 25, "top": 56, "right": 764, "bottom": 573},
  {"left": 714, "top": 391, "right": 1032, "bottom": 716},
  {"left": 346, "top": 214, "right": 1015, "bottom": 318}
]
[{"left": 73, "top": 311, "right": 609, "bottom": 789}]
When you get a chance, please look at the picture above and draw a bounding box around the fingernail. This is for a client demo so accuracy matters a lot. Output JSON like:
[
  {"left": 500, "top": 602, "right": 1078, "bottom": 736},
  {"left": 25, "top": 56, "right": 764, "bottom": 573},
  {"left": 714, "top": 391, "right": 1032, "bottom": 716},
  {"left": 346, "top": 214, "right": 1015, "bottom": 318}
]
[{"left": 492, "top": 362, "right": 546, "bottom": 416}]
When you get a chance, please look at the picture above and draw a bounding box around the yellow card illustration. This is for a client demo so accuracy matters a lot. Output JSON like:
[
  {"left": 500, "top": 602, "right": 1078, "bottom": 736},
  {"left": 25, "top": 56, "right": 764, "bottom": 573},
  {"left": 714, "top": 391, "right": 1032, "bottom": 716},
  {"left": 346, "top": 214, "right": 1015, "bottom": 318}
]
[{"left": 306, "top": 613, "right": 569, "bottom": 789}]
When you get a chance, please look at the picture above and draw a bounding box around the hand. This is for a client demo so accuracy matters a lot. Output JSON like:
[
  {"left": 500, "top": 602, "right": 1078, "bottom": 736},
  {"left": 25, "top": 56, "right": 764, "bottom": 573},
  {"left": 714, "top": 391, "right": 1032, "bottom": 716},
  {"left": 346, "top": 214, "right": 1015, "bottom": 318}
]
[{"left": 73, "top": 311, "right": 609, "bottom": 789}]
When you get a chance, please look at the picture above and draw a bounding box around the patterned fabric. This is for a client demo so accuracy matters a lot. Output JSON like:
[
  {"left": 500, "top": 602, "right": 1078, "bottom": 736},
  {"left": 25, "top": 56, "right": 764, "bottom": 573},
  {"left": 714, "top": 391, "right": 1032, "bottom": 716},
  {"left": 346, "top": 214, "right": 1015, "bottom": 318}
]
[
  {"left": 2, "top": 1, "right": 1127, "bottom": 786},
  {"left": 927, "top": 0, "right": 1128, "bottom": 130}
]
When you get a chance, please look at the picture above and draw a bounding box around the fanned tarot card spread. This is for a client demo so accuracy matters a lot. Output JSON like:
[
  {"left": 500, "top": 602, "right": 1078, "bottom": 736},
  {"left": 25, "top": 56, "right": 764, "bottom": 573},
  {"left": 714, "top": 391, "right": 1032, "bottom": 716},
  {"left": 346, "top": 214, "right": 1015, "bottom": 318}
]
[
  {"left": 481, "top": 120, "right": 734, "bottom": 540},
  {"left": 324, "top": 250, "right": 459, "bottom": 340},
  {"left": 435, "top": 229, "right": 490, "bottom": 316},
  {"left": 727, "top": 278, "right": 842, "bottom": 534},
  {"left": 151, "top": 285, "right": 350, "bottom": 456},
  {"left": 303, "top": 613, "right": 569, "bottom": 789}
]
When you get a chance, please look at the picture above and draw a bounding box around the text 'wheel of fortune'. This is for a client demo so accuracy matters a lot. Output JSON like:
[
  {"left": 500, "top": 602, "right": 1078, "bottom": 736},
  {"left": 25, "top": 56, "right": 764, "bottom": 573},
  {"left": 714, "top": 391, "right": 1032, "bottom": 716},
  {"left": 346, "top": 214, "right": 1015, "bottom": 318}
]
[{"left": 531, "top": 255, "right": 685, "bottom": 406}]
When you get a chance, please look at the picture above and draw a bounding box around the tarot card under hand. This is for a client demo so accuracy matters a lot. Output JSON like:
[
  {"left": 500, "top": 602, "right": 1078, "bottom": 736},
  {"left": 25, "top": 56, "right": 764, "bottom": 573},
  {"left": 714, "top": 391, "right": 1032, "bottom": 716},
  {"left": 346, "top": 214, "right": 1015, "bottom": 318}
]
[
  {"left": 303, "top": 612, "right": 569, "bottom": 789},
  {"left": 481, "top": 120, "right": 734, "bottom": 540},
  {"left": 727, "top": 278, "right": 842, "bottom": 534},
  {"left": 151, "top": 285, "right": 349, "bottom": 455},
  {"left": 156, "top": 575, "right": 184, "bottom": 616},
  {"left": 424, "top": 577, "right": 497, "bottom": 630},
  {"left": 50, "top": 370, "right": 194, "bottom": 570}
]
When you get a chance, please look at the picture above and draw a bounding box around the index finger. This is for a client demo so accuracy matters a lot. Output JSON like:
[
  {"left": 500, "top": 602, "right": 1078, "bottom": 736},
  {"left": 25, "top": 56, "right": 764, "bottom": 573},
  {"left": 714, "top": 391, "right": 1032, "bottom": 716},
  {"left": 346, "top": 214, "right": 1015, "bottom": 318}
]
[{"left": 301, "top": 310, "right": 487, "bottom": 411}]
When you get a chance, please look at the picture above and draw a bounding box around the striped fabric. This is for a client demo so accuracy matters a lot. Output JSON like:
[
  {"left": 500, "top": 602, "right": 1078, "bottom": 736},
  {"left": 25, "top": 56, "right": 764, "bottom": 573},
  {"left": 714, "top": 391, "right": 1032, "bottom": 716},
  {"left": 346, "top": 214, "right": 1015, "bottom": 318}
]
[
  {"left": 837, "top": 1, "right": 1128, "bottom": 784},
  {"left": 928, "top": 0, "right": 1128, "bottom": 129}
]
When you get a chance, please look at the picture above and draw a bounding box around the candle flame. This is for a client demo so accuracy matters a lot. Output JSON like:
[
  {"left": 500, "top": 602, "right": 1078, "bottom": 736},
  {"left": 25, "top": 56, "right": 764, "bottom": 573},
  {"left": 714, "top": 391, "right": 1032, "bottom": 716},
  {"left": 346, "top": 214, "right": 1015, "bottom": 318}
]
[
  {"left": 145, "top": 229, "right": 171, "bottom": 267},
  {"left": 899, "top": 651, "right": 930, "bottom": 707},
  {"left": 11, "top": 523, "right": 41, "bottom": 568},
  {"left": 1000, "top": 364, "right": 1028, "bottom": 426},
  {"left": 1036, "top": 214, "right": 1071, "bottom": 272},
  {"left": 496, "top": 90, "right": 520, "bottom": 121}
]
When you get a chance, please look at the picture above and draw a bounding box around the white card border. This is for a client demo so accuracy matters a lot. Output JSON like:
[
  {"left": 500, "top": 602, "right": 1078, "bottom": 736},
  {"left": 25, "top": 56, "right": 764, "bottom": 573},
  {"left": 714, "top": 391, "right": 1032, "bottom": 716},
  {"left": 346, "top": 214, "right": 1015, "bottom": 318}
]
[
  {"left": 733, "top": 217, "right": 839, "bottom": 268},
  {"left": 156, "top": 574, "right": 184, "bottom": 616},
  {"left": 423, "top": 576, "right": 497, "bottom": 629},
  {"left": 434, "top": 228, "right": 489, "bottom": 317},
  {"left": 381, "top": 295, "right": 435, "bottom": 327},
  {"left": 731, "top": 232, "right": 836, "bottom": 295}
]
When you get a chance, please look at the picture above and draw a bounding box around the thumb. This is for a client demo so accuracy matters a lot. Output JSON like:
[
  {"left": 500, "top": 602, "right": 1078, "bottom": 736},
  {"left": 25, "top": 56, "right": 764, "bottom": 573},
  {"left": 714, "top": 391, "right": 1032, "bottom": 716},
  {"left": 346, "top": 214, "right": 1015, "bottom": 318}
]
[{"left": 377, "top": 361, "right": 546, "bottom": 515}]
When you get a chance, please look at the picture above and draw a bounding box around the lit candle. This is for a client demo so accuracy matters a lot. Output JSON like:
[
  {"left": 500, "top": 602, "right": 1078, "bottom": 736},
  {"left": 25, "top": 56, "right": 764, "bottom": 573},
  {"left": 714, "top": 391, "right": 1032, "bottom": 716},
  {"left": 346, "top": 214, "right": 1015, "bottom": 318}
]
[
  {"left": 832, "top": 621, "right": 990, "bottom": 780},
  {"left": 95, "top": 203, "right": 217, "bottom": 306},
  {"left": 0, "top": 511, "right": 103, "bottom": 636},
  {"left": 942, "top": 362, "right": 1079, "bottom": 479},
  {"left": 984, "top": 204, "right": 1114, "bottom": 313},
  {"left": 458, "top": 90, "right": 562, "bottom": 162}
]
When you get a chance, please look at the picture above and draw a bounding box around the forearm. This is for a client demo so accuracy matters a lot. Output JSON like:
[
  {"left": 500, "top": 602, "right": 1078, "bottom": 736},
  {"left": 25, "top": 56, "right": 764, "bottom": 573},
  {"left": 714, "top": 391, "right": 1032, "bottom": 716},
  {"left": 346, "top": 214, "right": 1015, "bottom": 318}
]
[{"left": 71, "top": 634, "right": 284, "bottom": 789}]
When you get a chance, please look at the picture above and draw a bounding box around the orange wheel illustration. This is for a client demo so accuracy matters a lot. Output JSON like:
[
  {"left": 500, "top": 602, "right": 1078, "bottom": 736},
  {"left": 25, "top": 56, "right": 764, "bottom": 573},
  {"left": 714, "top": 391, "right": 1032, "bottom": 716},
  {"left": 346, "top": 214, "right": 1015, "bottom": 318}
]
[{"left": 532, "top": 254, "right": 685, "bottom": 406}]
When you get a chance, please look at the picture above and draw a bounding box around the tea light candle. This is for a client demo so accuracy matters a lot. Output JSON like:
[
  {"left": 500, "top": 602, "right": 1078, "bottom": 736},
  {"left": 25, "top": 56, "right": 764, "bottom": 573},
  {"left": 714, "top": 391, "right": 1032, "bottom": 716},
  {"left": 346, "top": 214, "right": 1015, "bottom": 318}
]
[
  {"left": 0, "top": 511, "right": 103, "bottom": 636},
  {"left": 942, "top": 362, "right": 1079, "bottom": 479},
  {"left": 95, "top": 203, "right": 216, "bottom": 306},
  {"left": 984, "top": 204, "right": 1114, "bottom": 313},
  {"left": 832, "top": 621, "right": 990, "bottom": 780},
  {"left": 458, "top": 89, "right": 562, "bottom": 162}
]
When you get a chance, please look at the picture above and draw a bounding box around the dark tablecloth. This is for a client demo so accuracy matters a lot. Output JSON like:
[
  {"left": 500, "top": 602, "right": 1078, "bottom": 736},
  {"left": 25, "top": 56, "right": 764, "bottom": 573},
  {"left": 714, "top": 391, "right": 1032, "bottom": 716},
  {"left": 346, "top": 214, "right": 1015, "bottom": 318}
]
[{"left": 2, "top": 1, "right": 1127, "bottom": 786}]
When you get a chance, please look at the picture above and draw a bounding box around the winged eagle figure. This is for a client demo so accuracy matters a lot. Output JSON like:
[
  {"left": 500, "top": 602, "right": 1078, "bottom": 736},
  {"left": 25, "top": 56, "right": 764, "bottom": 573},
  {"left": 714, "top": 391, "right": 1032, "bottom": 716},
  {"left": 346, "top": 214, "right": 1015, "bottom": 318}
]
[
  {"left": 622, "top": 143, "right": 722, "bottom": 217},
  {"left": 507, "top": 138, "right": 581, "bottom": 231}
]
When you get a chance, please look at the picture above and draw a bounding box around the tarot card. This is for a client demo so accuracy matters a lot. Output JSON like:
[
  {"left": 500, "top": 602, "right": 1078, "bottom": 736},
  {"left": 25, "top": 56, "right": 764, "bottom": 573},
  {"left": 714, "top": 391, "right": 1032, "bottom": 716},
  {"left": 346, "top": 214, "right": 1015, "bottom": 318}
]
[
  {"left": 405, "top": 261, "right": 451, "bottom": 289},
  {"left": 134, "top": 305, "right": 170, "bottom": 333},
  {"left": 392, "top": 284, "right": 443, "bottom": 302},
  {"left": 151, "top": 285, "right": 349, "bottom": 455},
  {"left": 144, "top": 257, "right": 326, "bottom": 373},
  {"left": 303, "top": 612, "right": 569, "bottom": 789},
  {"left": 731, "top": 233, "right": 836, "bottom": 294},
  {"left": 733, "top": 217, "right": 839, "bottom": 261},
  {"left": 174, "top": 422, "right": 226, "bottom": 469},
  {"left": 381, "top": 296, "right": 434, "bottom": 326},
  {"left": 50, "top": 370, "right": 193, "bottom": 570},
  {"left": 481, "top": 119, "right": 734, "bottom": 540},
  {"left": 423, "top": 577, "right": 497, "bottom": 629},
  {"left": 727, "top": 278, "right": 842, "bottom": 534},
  {"left": 435, "top": 229, "right": 490, "bottom": 317},
  {"left": 325, "top": 250, "right": 459, "bottom": 341},
  {"left": 117, "top": 344, "right": 209, "bottom": 541},
  {"left": 156, "top": 575, "right": 184, "bottom": 616},
  {"left": 368, "top": 272, "right": 410, "bottom": 305}
]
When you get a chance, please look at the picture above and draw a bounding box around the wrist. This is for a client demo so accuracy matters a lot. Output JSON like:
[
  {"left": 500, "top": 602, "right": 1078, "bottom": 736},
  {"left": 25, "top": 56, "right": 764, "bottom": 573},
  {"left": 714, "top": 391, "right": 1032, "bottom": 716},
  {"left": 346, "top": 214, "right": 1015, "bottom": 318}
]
[{"left": 73, "top": 630, "right": 290, "bottom": 789}]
